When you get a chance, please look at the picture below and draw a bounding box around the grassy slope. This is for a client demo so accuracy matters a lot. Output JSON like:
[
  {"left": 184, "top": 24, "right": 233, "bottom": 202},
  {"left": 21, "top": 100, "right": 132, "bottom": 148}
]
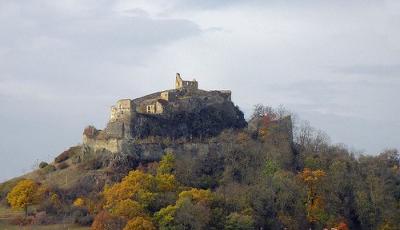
[
  {"left": 23, "top": 161, "right": 99, "bottom": 190},
  {"left": 0, "top": 206, "right": 89, "bottom": 230}
]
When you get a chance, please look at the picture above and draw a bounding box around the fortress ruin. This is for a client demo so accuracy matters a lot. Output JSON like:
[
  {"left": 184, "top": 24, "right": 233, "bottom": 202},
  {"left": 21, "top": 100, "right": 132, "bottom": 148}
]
[
  {"left": 84, "top": 73, "right": 235, "bottom": 153},
  {"left": 109, "top": 73, "right": 231, "bottom": 121}
]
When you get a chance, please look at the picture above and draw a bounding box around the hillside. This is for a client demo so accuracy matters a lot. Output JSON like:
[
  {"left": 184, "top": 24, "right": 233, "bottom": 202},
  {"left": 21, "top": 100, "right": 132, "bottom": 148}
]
[{"left": 0, "top": 76, "right": 399, "bottom": 230}]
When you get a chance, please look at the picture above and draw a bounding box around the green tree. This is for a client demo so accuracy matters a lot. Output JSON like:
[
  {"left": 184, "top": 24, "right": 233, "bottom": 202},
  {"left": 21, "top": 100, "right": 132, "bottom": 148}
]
[
  {"left": 263, "top": 159, "right": 279, "bottom": 177},
  {"left": 158, "top": 153, "right": 175, "bottom": 175},
  {"left": 225, "top": 212, "right": 254, "bottom": 230},
  {"left": 155, "top": 188, "right": 213, "bottom": 230}
]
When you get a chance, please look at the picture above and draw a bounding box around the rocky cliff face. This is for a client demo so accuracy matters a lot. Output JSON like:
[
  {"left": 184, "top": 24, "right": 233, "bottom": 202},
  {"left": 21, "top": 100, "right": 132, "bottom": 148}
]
[{"left": 130, "top": 100, "right": 246, "bottom": 139}]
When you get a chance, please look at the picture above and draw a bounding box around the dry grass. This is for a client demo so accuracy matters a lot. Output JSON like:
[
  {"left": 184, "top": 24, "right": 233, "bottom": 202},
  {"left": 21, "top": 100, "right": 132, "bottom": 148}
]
[
  {"left": 0, "top": 206, "right": 22, "bottom": 221},
  {"left": 0, "top": 206, "right": 89, "bottom": 230},
  {"left": 0, "top": 222, "right": 89, "bottom": 230}
]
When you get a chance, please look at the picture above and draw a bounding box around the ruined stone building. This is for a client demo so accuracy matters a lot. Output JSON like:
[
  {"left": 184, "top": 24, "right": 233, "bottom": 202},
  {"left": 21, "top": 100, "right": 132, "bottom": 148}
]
[
  {"left": 175, "top": 73, "right": 198, "bottom": 91},
  {"left": 83, "top": 73, "right": 238, "bottom": 153},
  {"left": 108, "top": 73, "right": 231, "bottom": 121}
]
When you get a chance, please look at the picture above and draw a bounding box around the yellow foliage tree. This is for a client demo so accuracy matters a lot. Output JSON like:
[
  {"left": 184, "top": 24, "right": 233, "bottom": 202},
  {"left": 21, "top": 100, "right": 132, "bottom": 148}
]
[
  {"left": 73, "top": 197, "right": 85, "bottom": 207},
  {"left": 103, "top": 170, "right": 156, "bottom": 209},
  {"left": 100, "top": 157, "right": 179, "bottom": 228},
  {"left": 178, "top": 188, "right": 213, "bottom": 206},
  {"left": 298, "top": 168, "right": 327, "bottom": 223},
  {"left": 156, "top": 174, "right": 176, "bottom": 192},
  {"left": 6, "top": 179, "right": 40, "bottom": 216},
  {"left": 123, "top": 216, "right": 156, "bottom": 230},
  {"left": 111, "top": 199, "right": 144, "bottom": 219}
]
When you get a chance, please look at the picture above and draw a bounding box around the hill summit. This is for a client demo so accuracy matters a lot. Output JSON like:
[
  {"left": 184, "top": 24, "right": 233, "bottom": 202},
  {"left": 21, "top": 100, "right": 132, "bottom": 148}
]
[
  {"left": 83, "top": 73, "right": 246, "bottom": 153},
  {"left": 1, "top": 74, "right": 398, "bottom": 230}
]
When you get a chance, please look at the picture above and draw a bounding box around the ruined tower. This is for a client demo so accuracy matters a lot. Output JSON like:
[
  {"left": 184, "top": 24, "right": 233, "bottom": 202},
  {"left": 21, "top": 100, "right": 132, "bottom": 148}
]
[{"left": 175, "top": 73, "right": 198, "bottom": 91}]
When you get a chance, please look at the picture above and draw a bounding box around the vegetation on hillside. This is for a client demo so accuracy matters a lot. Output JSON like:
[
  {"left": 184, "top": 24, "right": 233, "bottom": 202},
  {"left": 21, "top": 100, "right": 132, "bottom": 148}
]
[{"left": 0, "top": 105, "right": 399, "bottom": 229}]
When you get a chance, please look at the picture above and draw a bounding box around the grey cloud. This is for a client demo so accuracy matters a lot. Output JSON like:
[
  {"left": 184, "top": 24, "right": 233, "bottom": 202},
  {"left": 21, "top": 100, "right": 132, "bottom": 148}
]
[
  {"left": 0, "top": 0, "right": 202, "bottom": 182},
  {"left": 0, "top": 1, "right": 201, "bottom": 102},
  {"left": 331, "top": 64, "right": 400, "bottom": 77},
  {"left": 171, "top": 0, "right": 385, "bottom": 11},
  {"left": 1, "top": 0, "right": 400, "bottom": 182}
]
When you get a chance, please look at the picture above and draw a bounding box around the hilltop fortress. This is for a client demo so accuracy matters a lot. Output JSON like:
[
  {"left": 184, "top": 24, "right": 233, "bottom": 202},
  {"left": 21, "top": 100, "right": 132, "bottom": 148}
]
[
  {"left": 109, "top": 73, "right": 231, "bottom": 121},
  {"left": 83, "top": 73, "right": 245, "bottom": 153}
]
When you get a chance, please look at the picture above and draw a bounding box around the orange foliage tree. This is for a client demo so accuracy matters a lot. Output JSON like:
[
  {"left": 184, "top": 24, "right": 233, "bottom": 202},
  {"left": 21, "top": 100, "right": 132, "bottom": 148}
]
[{"left": 91, "top": 210, "right": 125, "bottom": 230}]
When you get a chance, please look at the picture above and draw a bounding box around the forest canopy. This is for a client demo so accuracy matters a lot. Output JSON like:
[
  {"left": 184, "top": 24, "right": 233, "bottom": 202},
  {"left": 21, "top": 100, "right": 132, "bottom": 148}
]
[{"left": 1, "top": 105, "right": 399, "bottom": 230}]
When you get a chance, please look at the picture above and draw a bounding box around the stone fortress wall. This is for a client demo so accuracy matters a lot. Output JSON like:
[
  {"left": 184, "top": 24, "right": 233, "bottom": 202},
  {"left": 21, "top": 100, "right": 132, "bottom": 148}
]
[
  {"left": 110, "top": 99, "right": 133, "bottom": 122},
  {"left": 83, "top": 73, "right": 234, "bottom": 153}
]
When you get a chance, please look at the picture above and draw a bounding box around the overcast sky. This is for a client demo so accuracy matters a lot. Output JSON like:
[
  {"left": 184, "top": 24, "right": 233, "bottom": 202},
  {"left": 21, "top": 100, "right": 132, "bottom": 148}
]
[{"left": 1, "top": 0, "right": 399, "bottom": 182}]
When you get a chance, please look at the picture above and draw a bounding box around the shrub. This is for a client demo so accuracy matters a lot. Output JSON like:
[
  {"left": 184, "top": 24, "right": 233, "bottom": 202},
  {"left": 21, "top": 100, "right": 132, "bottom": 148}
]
[
  {"left": 78, "top": 151, "right": 111, "bottom": 171},
  {"left": 83, "top": 158, "right": 104, "bottom": 170},
  {"left": 9, "top": 215, "right": 34, "bottom": 226},
  {"left": 71, "top": 154, "right": 82, "bottom": 164},
  {"left": 37, "top": 199, "right": 59, "bottom": 215},
  {"left": 39, "top": 161, "right": 48, "bottom": 169},
  {"left": 66, "top": 175, "right": 104, "bottom": 198},
  {"left": 73, "top": 209, "right": 93, "bottom": 226},
  {"left": 124, "top": 217, "right": 156, "bottom": 230},
  {"left": 32, "top": 211, "right": 55, "bottom": 225},
  {"left": 42, "top": 164, "right": 56, "bottom": 174},
  {"left": 108, "top": 153, "right": 138, "bottom": 175},
  {"left": 91, "top": 211, "right": 126, "bottom": 230},
  {"left": 77, "top": 215, "right": 94, "bottom": 226},
  {"left": 225, "top": 212, "right": 254, "bottom": 230}
]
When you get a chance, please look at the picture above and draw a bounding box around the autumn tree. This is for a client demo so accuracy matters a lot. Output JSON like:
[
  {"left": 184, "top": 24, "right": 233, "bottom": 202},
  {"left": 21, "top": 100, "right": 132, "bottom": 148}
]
[
  {"left": 100, "top": 156, "right": 178, "bottom": 230},
  {"left": 73, "top": 197, "right": 85, "bottom": 208},
  {"left": 103, "top": 170, "right": 156, "bottom": 210},
  {"left": 7, "top": 179, "right": 41, "bottom": 216},
  {"left": 157, "top": 152, "right": 175, "bottom": 175},
  {"left": 155, "top": 153, "right": 177, "bottom": 193},
  {"left": 124, "top": 216, "right": 156, "bottom": 230},
  {"left": 155, "top": 188, "right": 213, "bottom": 229},
  {"left": 225, "top": 212, "right": 254, "bottom": 230},
  {"left": 298, "top": 168, "right": 327, "bottom": 225},
  {"left": 91, "top": 210, "right": 126, "bottom": 230},
  {"left": 112, "top": 199, "right": 145, "bottom": 219}
]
